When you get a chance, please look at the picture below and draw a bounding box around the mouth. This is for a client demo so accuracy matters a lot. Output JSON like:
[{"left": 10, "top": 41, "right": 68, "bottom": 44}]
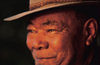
[
  {"left": 32, "top": 50, "right": 57, "bottom": 61},
  {"left": 36, "top": 56, "right": 56, "bottom": 59},
  {"left": 32, "top": 52, "right": 57, "bottom": 60},
  {"left": 35, "top": 57, "right": 57, "bottom": 65},
  {"left": 36, "top": 56, "right": 57, "bottom": 64}
]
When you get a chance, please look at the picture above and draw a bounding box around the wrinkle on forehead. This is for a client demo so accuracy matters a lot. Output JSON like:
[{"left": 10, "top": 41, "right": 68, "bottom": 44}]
[
  {"left": 29, "top": 9, "right": 78, "bottom": 30},
  {"left": 42, "top": 20, "right": 58, "bottom": 26},
  {"left": 42, "top": 20, "right": 70, "bottom": 31}
]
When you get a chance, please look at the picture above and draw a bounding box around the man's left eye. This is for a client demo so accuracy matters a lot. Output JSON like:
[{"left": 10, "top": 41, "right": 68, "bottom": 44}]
[{"left": 47, "top": 29, "right": 57, "bottom": 32}]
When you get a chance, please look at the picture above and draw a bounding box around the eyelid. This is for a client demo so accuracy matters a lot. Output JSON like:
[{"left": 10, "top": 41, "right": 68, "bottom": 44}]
[
  {"left": 27, "top": 24, "right": 36, "bottom": 29},
  {"left": 47, "top": 29, "right": 58, "bottom": 32},
  {"left": 27, "top": 29, "right": 38, "bottom": 33},
  {"left": 27, "top": 25, "right": 37, "bottom": 33},
  {"left": 27, "top": 25, "right": 36, "bottom": 30}
]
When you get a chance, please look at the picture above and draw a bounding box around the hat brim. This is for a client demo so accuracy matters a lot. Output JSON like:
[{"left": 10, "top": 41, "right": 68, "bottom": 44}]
[{"left": 3, "top": 1, "right": 99, "bottom": 21}]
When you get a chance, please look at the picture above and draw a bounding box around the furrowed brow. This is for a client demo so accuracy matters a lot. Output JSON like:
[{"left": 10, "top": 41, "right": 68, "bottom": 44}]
[
  {"left": 42, "top": 20, "right": 70, "bottom": 31},
  {"left": 42, "top": 20, "right": 59, "bottom": 26}
]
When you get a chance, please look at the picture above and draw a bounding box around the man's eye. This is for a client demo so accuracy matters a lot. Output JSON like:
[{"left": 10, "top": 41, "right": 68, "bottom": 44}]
[
  {"left": 27, "top": 30, "right": 37, "bottom": 33},
  {"left": 47, "top": 29, "right": 57, "bottom": 32}
]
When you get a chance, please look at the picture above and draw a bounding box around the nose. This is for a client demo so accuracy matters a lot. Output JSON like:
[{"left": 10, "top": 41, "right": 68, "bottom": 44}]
[
  {"left": 32, "top": 40, "right": 49, "bottom": 50},
  {"left": 27, "top": 30, "right": 49, "bottom": 50}
]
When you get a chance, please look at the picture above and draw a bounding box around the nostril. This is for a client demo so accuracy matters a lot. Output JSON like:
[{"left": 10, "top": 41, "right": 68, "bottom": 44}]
[
  {"left": 38, "top": 47, "right": 42, "bottom": 50},
  {"left": 38, "top": 42, "right": 49, "bottom": 50},
  {"left": 32, "top": 41, "right": 49, "bottom": 50}
]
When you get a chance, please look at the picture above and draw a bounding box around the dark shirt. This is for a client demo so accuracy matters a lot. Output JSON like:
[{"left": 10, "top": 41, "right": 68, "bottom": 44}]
[{"left": 90, "top": 47, "right": 100, "bottom": 65}]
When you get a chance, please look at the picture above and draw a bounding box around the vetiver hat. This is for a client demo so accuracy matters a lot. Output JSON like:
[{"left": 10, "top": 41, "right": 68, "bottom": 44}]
[{"left": 3, "top": 0, "right": 100, "bottom": 21}]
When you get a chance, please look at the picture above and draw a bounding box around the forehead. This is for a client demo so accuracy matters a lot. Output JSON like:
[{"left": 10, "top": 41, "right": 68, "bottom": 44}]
[{"left": 29, "top": 9, "right": 77, "bottom": 26}]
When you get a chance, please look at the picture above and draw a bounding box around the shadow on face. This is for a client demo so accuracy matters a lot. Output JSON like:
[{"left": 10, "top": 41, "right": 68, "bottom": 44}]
[{"left": 26, "top": 8, "right": 98, "bottom": 65}]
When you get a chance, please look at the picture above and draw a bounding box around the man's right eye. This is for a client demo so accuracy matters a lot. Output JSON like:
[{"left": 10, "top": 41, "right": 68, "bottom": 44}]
[{"left": 27, "top": 30, "right": 37, "bottom": 33}]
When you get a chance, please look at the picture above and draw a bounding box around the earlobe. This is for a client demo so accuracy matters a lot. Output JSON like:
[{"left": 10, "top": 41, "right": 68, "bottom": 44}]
[{"left": 84, "top": 18, "right": 98, "bottom": 46}]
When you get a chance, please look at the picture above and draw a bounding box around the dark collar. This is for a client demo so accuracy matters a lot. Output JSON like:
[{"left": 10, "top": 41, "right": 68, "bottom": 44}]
[{"left": 90, "top": 47, "right": 100, "bottom": 65}]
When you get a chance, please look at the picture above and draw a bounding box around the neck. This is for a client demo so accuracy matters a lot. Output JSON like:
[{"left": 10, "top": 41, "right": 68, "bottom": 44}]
[
  {"left": 74, "top": 47, "right": 94, "bottom": 65},
  {"left": 84, "top": 48, "right": 94, "bottom": 65}
]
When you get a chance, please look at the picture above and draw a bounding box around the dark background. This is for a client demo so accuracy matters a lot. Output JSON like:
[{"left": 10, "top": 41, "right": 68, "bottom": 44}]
[{"left": 0, "top": 0, "right": 34, "bottom": 65}]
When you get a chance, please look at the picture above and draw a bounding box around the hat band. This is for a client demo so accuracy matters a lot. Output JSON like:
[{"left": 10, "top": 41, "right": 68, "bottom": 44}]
[{"left": 30, "top": 0, "right": 83, "bottom": 10}]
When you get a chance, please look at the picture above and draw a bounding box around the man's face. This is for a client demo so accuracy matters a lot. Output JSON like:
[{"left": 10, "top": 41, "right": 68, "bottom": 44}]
[{"left": 27, "top": 9, "right": 85, "bottom": 65}]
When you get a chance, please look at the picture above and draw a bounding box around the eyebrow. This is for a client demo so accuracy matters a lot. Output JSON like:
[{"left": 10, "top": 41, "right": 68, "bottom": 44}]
[
  {"left": 42, "top": 20, "right": 60, "bottom": 26},
  {"left": 42, "top": 20, "right": 70, "bottom": 28},
  {"left": 42, "top": 20, "right": 70, "bottom": 31}
]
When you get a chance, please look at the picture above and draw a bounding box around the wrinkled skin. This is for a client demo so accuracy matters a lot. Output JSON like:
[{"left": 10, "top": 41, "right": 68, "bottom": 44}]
[{"left": 26, "top": 9, "right": 91, "bottom": 65}]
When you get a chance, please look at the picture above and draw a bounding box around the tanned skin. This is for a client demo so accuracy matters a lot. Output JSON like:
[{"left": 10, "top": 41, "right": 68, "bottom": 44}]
[{"left": 26, "top": 9, "right": 97, "bottom": 65}]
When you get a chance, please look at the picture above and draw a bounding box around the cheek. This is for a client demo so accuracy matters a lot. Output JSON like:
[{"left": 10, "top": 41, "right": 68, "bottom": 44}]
[
  {"left": 49, "top": 34, "right": 75, "bottom": 64},
  {"left": 26, "top": 34, "right": 33, "bottom": 50},
  {"left": 48, "top": 34, "right": 71, "bottom": 52}
]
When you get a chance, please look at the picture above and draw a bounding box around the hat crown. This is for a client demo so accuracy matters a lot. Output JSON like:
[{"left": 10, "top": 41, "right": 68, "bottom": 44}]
[
  {"left": 30, "top": 0, "right": 98, "bottom": 10},
  {"left": 3, "top": 0, "right": 99, "bottom": 21}
]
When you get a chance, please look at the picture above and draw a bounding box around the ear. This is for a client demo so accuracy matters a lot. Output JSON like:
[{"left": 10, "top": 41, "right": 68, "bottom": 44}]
[{"left": 84, "top": 18, "right": 98, "bottom": 46}]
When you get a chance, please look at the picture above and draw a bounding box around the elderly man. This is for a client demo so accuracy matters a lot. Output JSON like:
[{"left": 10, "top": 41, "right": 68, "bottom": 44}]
[{"left": 3, "top": 0, "right": 100, "bottom": 65}]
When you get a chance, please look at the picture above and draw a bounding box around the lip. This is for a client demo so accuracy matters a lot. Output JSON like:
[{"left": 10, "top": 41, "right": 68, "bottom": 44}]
[
  {"left": 32, "top": 52, "right": 57, "bottom": 59},
  {"left": 36, "top": 57, "right": 57, "bottom": 64},
  {"left": 36, "top": 57, "right": 57, "bottom": 63},
  {"left": 32, "top": 50, "right": 57, "bottom": 60},
  {"left": 37, "top": 56, "right": 56, "bottom": 59}
]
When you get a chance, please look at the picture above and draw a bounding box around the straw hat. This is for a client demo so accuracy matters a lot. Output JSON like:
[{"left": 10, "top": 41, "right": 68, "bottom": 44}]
[{"left": 3, "top": 0, "right": 100, "bottom": 21}]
